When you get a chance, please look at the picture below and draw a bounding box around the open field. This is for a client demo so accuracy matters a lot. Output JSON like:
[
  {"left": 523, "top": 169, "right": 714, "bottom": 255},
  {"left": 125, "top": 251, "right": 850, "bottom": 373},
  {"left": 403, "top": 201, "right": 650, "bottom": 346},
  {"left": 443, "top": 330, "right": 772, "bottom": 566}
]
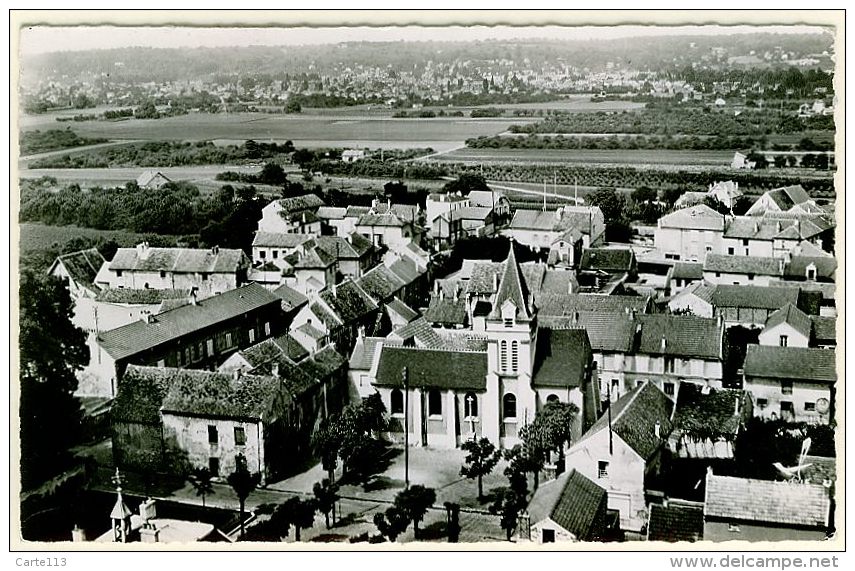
[
  {"left": 18, "top": 111, "right": 527, "bottom": 152},
  {"left": 17, "top": 164, "right": 270, "bottom": 188},
  {"left": 431, "top": 147, "right": 736, "bottom": 167},
  {"left": 18, "top": 222, "right": 168, "bottom": 255}
]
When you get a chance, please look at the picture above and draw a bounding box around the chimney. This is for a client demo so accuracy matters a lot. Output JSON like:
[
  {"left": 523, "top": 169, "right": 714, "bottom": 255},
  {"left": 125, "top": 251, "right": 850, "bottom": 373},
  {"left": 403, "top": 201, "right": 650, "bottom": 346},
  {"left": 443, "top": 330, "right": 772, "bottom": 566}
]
[
  {"left": 734, "top": 395, "right": 741, "bottom": 416},
  {"left": 517, "top": 511, "right": 532, "bottom": 542},
  {"left": 140, "top": 498, "right": 157, "bottom": 522},
  {"left": 654, "top": 420, "right": 661, "bottom": 439},
  {"left": 233, "top": 369, "right": 241, "bottom": 381},
  {"left": 439, "top": 288, "right": 445, "bottom": 300},
  {"left": 778, "top": 258, "right": 785, "bottom": 275},
  {"left": 492, "top": 272, "right": 498, "bottom": 292},
  {"left": 190, "top": 290, "right": 198, "bottom": 306},
  {"left": 630, "top": 308, "right": 636, "bottom": 321},
  {"left": 136, "top": 241, "right": 150, "bottom": 259},
  {"left": 776, "top": 221, "right": 782, "bottom": 233},
  {"left": 212, "top": 245, "right": 219, "bottom": 255},
  {"left": 140, "top": 310, "right": 154, "bottom": 324},
  {"left": 271, "top": 361, "right": 280, "bottom": 377},
  {"left": 660, "top": 335, "right": 667, "bottom": 352},
  {"left": 555, "top": 207, "right": 563, "bottom": 221},
  {"left": 71, "top": 525, "right": 86, "bottom": 542},
  {"left": 434, "top": 280, "right": 439, "bottom": 295},
  {"left": 453, "top": 286, "right": 460, "bottom": 303}
]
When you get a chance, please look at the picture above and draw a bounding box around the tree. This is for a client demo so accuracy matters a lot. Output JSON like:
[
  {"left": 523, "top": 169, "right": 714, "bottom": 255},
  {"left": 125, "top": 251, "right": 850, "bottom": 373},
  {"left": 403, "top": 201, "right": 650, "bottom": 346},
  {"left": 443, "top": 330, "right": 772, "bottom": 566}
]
[
  {"left": 517, "top": 424, "right": 549, "bottom": 489},
  {"left": 502, "top": 445, "right": 531, "bottom": 498},
  {"left": 19, "top": 270, "right": 88, "bottom": 490},
  {"left": 313, "top": 479, "right": 340, "bottom": 529},
  {"left": 227, "top": 454, "right": 260, "bottom": 539},
  {"left": 630, "top": 185, "right": 657, "bottom": 204},
  {"left": 536, "top": 401, "right": 579, "bottom": 463},
  {"left": 312, "top": 419, "right": 341, "bottom": 483},
  {"left": 490, "top": 489, "right": 523, "bottom": 541},
  {"left": 285, "top": 99, "right": 302, "bottom": 114},
  {"left": 279, "top": 496, "right": 317, "bottom": 541},
  {"left": 393, "top": 485, "right": 436, "bottom": 539},
  {"left": 292, "top": 148, "right": 315, "bottom": 170},
  {"left": 442, "top": 173, "right": 490, "bottom": 195},
  {"left": 188, "top": 467, "right": 215, "bottom": 507},
  {"left": 459, "top": 437, "right": 501, "bottom": 501},
  {"left": 134, "top": 101, "right": 158, "bottom": 119},
  {"left": 373, "top": 505, "right": 410, "bottom": 542},
  {"left": 588, "top": 186, "right": 625, "bottom": 224},
  {"left": 259, "top": 162, "right": 287, "bottom": 185}
]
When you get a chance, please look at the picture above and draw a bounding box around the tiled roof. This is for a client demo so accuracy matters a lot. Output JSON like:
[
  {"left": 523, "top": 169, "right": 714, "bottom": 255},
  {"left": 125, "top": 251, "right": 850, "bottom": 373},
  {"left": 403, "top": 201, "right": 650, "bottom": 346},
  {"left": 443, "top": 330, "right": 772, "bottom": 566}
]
[
  {"left": 272, "top": 283, "right": 309, "bottom": 312},
  {"left": 467, "top": 190, "right": 506, "bottom": 208},
  {"left": 50, "top": 247, "right": 105, "bottom": 292},
  {"left": 386, "top": 297, "right": 419, "bottom": 323},
  {"left": 658, "top": 205, "right": 725, "bottom": 231},
  {"left": 489, "top": 245, "right": 531, "bottom": 320},
  {"left": 357, "top": 212, "right": 408, "bottom": 227},
  {"left": 811, "top": 316, "right": 837, "bottom": 344},
  {"left": 277, "top": 194, "right": 325, "bottom": 215},
  {"left": 95, "top": 288, "right": 190, "bottom": 305},
  {"left": 765, "top": 185, "right": 812, "bottom": 211},
  {"left": 744, "top": 345, "right": 836, "bottom": 383},
  {"left": 308, "top": 301, "right": 341, "bottom": 330},
  {"left": 671, "top": 262, "right": 704, "bottom": 281},
  {"left": 374, "top": 345, "right": 488, "bottom": 390},
  {"left": 389, "top": 257, "right": 424, "bottom": 286},
  {"left": 319, "top": 279, "right": 379, "bottom": 324},
  {"left": 559, "top": 313, "right": 637, "bottom": 353},
  {"left": 314, "top": 233, "right": 373, "bottom": 260},
  {"left": 580, "top": 248, "right": 635, "bottom": 273},
  {"left": 137, "top": 170, "right": 170, "bottom": 186},
  {"left": 293, "top": 242, "right": 336, "bottom": 269},
  {"left": 316, "top": 206, "right": 347, "bottom": 220},
  {"left": 424, "top": 295, "right": 467, "bottom": 326},
  {"left": 709, "top": 283, "right": 800, "bottom": 310},
  {"left": 465, "top": 261, "right": 504, "bottom": 295},
  {"left": 704, "top": 473, "right": 830, "bottom": 528},
  {"left": 389, "top": 317, "right": 444, "bottom": 348},
  {"left": 435, "top": 331, "right": 489, "bottom": 352},
  {"left": 109, "top": 246, "right": 248, "bottom": 274},
  {"left": 786, "top": 255, "right": 837, "bottom": 281},
  {"left": 239, "top": 333, "right": 309, "bottom": 369},
  {"left": 578, "top": 381, "right": 674, "bottom": 461},
  {"left": 703, "top": 254, "right": 782, "bottom": 277},
  {"left": 509, "top": 207, "right": 599, "bottom": 235},
  {"left": 647, "top": 502, "right": 704, "bottom": 542},
  {"left": 252, "top": 232, "right": 312, "bottom": 249},
  {"left": 295, "top": 345, "right": 347, "bottom": 388},
  {"left": 528, "top": 469, "right": 607, "bottom": 541},
  {"left": 531, "top": 328, "right": 592, "bottom": 388},
  {"left": 96, "top": 283, "right": 280, "bottom": 360},
  {"left": 537, "top": 293, "right": 650, "bottom": 317},
  {"left": 111, "top": 365, "right": 177, "bottom": 424},
  {"left": 454, "top": 206, "right": 493, "bottom": 221},
  {"left": 356, "top": 264, "right": 406, "bottom": 302},
  {"left": 161, "top": 368, "right": 282, "bottom": 420},
  {"left": 344, "top": 205, "right": 370, "bottom": 218},
  {"left": 724, "top": 217, "right": 827, "bottom": 241},
  {"left": 764, "top": 304, "right": 812, "bottom": 338},
  {"left": 636, "top": 314, "right": 723, "bottom": 360},
  {"left": 295, "top": 319, "right": 327, "bottom": 340},
  {"left": 349, "top": 336, "right": 385, "bottom": 371},
  {"left": 672, "top": 384, "right": 746, "bottom": 442},
  {"left": 538, "top": 270, "right": 579, "bottom": 297}
]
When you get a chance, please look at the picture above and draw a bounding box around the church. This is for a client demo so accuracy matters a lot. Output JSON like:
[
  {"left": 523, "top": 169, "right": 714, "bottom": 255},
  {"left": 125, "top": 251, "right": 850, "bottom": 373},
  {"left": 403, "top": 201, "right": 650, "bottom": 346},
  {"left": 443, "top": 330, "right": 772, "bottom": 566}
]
[{"left": 370, "top": 245, "right": 600, "bottom": 449}]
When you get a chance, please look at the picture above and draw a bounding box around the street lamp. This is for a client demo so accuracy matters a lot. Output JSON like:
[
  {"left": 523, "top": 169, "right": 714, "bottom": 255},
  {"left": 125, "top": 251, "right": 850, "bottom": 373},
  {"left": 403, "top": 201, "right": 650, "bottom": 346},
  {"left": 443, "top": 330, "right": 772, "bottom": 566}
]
[{"left": 466, "top": 394, "right": 476, "bottom": 438}]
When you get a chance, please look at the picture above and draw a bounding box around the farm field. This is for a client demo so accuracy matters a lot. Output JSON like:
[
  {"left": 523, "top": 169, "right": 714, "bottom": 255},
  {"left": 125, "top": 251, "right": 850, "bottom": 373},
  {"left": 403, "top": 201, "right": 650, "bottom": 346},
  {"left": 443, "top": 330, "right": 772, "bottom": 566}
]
[
  {"left": 17, "top": 164, "right": 270, "bottom": 188},
  {"left": 431, "top": 147, "right": 736, "bottom": 167},
  {"left": 18, "top": 222, "right": 170, "bottom": 256},
  {"left": 18, "top": 111, "right": 526, "bottom": 151}
]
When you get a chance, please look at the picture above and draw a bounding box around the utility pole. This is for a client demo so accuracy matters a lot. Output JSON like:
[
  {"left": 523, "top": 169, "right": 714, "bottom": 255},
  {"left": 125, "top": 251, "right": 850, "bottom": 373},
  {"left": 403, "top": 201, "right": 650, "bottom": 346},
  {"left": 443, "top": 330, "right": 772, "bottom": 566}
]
[
  {"left": 403, "top": 366, "right": 410, "bottom": 488},
  {"left": 607, "top": 389, "right": 614, "bottom": 456}
]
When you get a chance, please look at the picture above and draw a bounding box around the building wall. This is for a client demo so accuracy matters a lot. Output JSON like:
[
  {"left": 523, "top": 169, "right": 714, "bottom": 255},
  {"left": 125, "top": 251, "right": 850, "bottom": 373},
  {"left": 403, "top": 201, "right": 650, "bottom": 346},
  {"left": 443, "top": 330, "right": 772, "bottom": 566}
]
[
  {"left": 88, "top": 301, "right": 164, "bottom": 333},
  {"left": 703, "top": 270, "right": 774, "bottom": 287},
  {"left": 531, "top": 518, "right": 579, "bottom": 543},
  {"left": 717, "top": 306, "right": 775, "bottom": 328},
  {"left": 668, "top": 294, "right": 714, "bottom": 318},
  {"left": 565, "top": 429, "right": 648, "bottom": 532},
  {"left": 503, "top": 228, "right": 559, "bottom": 252},
  {"left": 356, "top": 224, "right": 412, "bottom": 250},
  {"left": 253, "top": 245, "right": 297, "bottom": 269},
  {"left": 378, "top": 386, "right": 476, "bottom": 448},
  {"left": 655, "top": 227, "right": 723, "bottom": 262},
  {"left": 104, "top": 270, "right": 239, "bottom": 298},
  {"left": 703, "top": 520, "right": 827, "bottom": 542},
  {"left": 721, "top": 238, "right": 774, "bottom": 258},
  {"left": 745, "top": 376, "right": 833, "bottom": 424},
  {"left": 161, "top": 414, "right": 265, "bottom": 480},
  {"left": 758, "top": 323, "right": 810, "bottom": 348}
]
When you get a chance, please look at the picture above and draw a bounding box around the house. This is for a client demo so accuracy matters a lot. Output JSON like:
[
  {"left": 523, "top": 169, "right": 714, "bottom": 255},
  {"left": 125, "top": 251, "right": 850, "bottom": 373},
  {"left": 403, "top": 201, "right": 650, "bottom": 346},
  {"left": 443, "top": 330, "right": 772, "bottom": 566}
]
[
  {"left": 429, "top": 212, "right": 464, "bottom": 249},
  {"left": 454, "top": 206, "right": 495, "bottom": 237},
  {"left": 745, "top": 185, "right": 816, "bottom": 216},
  {"left": 743, "top": 345, "right": 836, "bottom": 424},
  {"left": 136, "top": 171, "right": 171, "bottom": 190},
  {"left": 257, "top": 194, "right": 326, "bottom": 234},
  {"left": 467, "top": 189, "right": 511, "bottom": 218},
  {"left": 523, "top": 468, "right": 610, "bottom": 543},
  {"left": 341, "top": 149, "right": 366, "bottom": 163},
  {"left": 721, "top": 216, "right": 832, "bottom": 259},
  {"left": 707, "top": 180, "right": 742, "bottom": 210},
  {"left": 647, "top": 500, "right": 704, "bottom": 542},
  {"left": 88, "top": 288, "right": 192, "bottom": 333},
  {"left": 565, "top": 381, "right": 675, "bottom": 532},
  {"left": 48, "top": 247, "right": 107, "bottom": 331},
  {"left": 758, "top": 304, "right": 812, "bottom": 348},
  {"left": 95, "top": 243, "right": 250, "bottom": 299},
  {"left": 355, "top": 210, "right": 421, "bottom": 250},
  {"left": 424, "top": 291, "right": 468, "bottom": 329},
  {"left": 703, "top": 471, "right": 832, "bottom": 541},
  {"left": 810, "top": 316, "right": 837, "bottom": 349},
  {"left": 503, "top": 206, "right": 606, "bottom": 251},
  {"left": 252, "top": 233, "right": 311, "bottom": 269},
  {"left": 84, "top": 283, "right": 284, "bottom": 398},
  {"left": 348, "top": 335, "right": 388, "bottom": 400},
  {"left": 218, "top": 332, "right": 310, "bottom": 374},
  {"left": 667, "top": 262, "right": 703, "bottom": 294},
  {"left": 579, "top": 248, "right": 637, "bottom": 281},
  {"left": 654, "top": 205, "right": 725, "bottom": 262},
  {"left": 281, "top": 240, "right": 337, "bottom": 296},
  {"left": 731, "top": 151, "right": 756, "bottom": 170},
  {"left": 312, "top": 233, "right": 377, "bottom": 279},
  {"left": 546, "top": 229, "right": 583, "bottom": 270},
  {"left": 425, "top": 192, "right": 469, "bottom": 230},
  {"left": 703, "top": 254, "right": 783, "bottom": 286},
  {"left": 316, "top": 206, "right": 350, "bottom": 236}
]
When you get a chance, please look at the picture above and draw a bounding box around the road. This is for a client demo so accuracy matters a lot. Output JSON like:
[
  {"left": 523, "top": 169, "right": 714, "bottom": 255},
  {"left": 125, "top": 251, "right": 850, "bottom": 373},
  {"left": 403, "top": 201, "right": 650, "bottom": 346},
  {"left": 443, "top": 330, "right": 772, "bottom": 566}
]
[{"left": 18, "top": 139, "right": 145, "bottom": 166}]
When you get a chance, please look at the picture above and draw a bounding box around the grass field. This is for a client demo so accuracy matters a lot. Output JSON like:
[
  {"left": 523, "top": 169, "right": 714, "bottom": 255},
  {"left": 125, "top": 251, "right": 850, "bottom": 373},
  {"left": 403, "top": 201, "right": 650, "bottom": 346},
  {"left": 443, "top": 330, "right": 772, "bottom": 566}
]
[
  {"left": 431, "top": 148, "right": 737, "bottom": 167},
  {"left": 18, "top": 222, "right": 168, "bottom": 255},
  {"left": 18, "top": 111, "right": 524, "bottom": 152}
]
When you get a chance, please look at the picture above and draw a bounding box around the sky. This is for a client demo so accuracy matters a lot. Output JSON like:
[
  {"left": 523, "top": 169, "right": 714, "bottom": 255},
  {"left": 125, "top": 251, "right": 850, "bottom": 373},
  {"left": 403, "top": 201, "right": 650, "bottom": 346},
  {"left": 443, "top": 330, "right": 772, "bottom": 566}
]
[{"left": 19, "top": 24, "right": 830, "bottom": 56}]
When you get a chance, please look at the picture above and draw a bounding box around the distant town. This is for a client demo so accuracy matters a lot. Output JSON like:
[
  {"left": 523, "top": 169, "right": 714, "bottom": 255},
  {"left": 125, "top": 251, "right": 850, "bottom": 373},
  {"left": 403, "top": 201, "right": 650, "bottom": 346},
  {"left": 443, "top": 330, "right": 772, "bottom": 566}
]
[{"left": 17, "top": 24, "right": 838, "bottom": 547}]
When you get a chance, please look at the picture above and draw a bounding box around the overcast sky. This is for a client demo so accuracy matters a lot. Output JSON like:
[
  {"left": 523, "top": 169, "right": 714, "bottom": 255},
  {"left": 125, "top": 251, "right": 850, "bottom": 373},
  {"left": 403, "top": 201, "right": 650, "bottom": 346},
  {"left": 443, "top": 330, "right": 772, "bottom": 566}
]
[{"left": 20, "top": 24, "right": 830, "bottom": 56}]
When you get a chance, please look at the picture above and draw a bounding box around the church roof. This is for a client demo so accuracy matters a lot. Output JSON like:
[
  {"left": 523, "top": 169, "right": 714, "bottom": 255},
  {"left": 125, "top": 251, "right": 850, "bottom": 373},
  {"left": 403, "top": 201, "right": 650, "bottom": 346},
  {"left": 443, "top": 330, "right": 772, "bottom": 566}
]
[{"left": 488, "top": 245, "right": 532, "bottom": 320}]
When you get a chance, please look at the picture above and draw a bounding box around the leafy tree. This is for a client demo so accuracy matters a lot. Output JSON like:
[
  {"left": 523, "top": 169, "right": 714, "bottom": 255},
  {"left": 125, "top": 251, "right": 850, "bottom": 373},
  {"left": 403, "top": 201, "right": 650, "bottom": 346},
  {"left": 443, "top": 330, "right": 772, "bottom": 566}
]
[
  {"left": 373, "top": 505, "right": 410, "bottom": 542},
  {"left": 134, "top": 101, "right": 158, "bottom": 119},
  {"left": 188, "top": 467, "right": 215, "bottom": 507},
  {"left": 536, "top": 401, "right": 579, "bottom": 462},
  {"left": 773, "top": 155, "right": 788, "bottom": 169},
  {"left": 313, "top": 479, "right": 340, "bottom": 529},
  {"left": 292, "top": 148, "right": 315, "bottom": 170},
  {"left": 589, "top": 186, "right": 625, "bottom": 224},
  {"left": 459, "top": 437, "right": 501, "bottom": 501},
  {"left": 279, "top": 496, "right": 317, "bottom": 541},
  {"left": 442, "top": 173, "right": 490, "bottom": 195},
  {"left": 393, "top": 485, "right": 436, "bottom": 539},
  {"left": 490, "top": 489, "right": 523, "bottom": 541},
  {"left": 630, "top": 185, "right": 657, "bottom": 204},
  {"left": 311, "top": 419, "right": 341, "bottom": 483},
  {"left": 19, "top": 270, "right": 87, "bottom": 490},
  {"left": 259, "top": 162, "right": 287, "bottom": 185},
  {"left": 226, "top": 454, "right": 260, "bottom": 539},
  {"left": 502, "top": 445, "right": 532, "bottom": 497},
  {"left": 285, "top": 99, "right": 302, "bottom": 114}
]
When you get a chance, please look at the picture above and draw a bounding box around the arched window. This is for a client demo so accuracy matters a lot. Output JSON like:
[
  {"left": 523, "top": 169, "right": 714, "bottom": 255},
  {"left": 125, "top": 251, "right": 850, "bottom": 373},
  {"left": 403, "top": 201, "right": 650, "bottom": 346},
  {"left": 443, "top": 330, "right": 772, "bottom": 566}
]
[
  {"left": 391, "top": 389, "right": 404, "bottom": 415},
  {"left": 464, "top": 392, "right": 478, "bottom": 418},
  {"left": 503, "top": 393, "right": 517, "bottom": 420},
  {"left": 511, "top": 340, "right": 519, "bottom": 372},
  {"left": 499, "top": 340, "right": 508, "bottom": 372},
  {"left": 546, "top": 394, "right": 560, "bottom": 405},
  {"left": 428, "top": 389, "right": 442, "bottom": 417}
]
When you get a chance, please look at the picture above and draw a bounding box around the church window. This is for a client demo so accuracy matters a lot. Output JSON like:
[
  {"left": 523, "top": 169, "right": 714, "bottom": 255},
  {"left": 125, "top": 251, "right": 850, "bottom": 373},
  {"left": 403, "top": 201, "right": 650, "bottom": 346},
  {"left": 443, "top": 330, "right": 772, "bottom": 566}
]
[
  {"left": 503, "top": 393, "right": 517, "bottom": 420},
  {"left": 500, "top": 340, "right": 508, "bottom": 372},
  {"left": 391, "top": 389, "right": 404, "bottom": 415},
  {"left": 428, "top": 389, "right": 442, "bottom": 417},
  {"left": 511, "top": 341, "right": 519, "bottom": 372}
]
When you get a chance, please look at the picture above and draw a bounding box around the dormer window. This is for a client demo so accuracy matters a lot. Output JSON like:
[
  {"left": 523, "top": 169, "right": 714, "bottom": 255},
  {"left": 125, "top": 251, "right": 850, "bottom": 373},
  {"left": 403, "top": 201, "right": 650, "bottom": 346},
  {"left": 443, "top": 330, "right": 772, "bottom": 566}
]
[
  {"left": 501, "top": 300, "right": 517, "bottom": 328},
  {"left": 806, "top": 263, "right": 817, "bottom": 281}
]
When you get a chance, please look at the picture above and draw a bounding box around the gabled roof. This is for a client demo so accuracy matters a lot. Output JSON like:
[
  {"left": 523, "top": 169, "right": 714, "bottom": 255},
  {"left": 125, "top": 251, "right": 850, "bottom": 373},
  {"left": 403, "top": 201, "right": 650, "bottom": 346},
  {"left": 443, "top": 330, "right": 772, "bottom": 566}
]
[
  {"left": 295, "top": 345, "right": 347, "bottom": 389},
  {"left": 528, "top": 469, "right": 608, "bottom": 541},
  {"left": 318, "top": 279, "right": 379, "bottom": 324},
  {"left": 252, "top": 232, "right": 312, "bottom": 249},
  {"left": 388, "top": 256, "right": 424, "bottom": 286},
  {"left": 763, "top": 303, "right": 812, "bottom": 338},
  {"left": 272, "top": 283, "right": 309, "bottom": 313},
  {"left": 97, "top": 283, "right": 280, "bottom": 361},
  {"left": 237, "top": 333, "right": 309, "bottom": 369},
  {"left": 386, "top": 297, "right": 419, "bottom": 323},
  {"left": 49, "top": 247, "right": 106, "bottom": 292},
  {"left": 648, "top": 502, "right": 704, "bottom": 542},
  {"left": 277, "top": 194, "right": 325, "bottom": 215},
  {"left": 136, "top": 170, "right": 170, "bottom": 186},
  {"left": 111, "top": 364, "right": 177, "bottom": 424},
  {"left": 709, "top": 283, "right": 801, "bottom": 310},
  {"left": 95, "top": 288, "right": 190, "bottom": 305},
  {"left": 357, "top": 212, "right": 408, "bottom": 228},
  {"left": 562, "top": 313, "right": 638, "bottom": 353},
  {"left": 109, "top": 245, "right": 248, "bottom": 273},
  {"left": 703, "top": 254, "right": 782, "bottom": 277},
  {"left": 811, "top": 316, "right": 837, "bottom": 344},
  {"left": 424, "top": 295, "right": 468, "bottom": 326},
  {"left": 670, "top": 384, "right": 748, "bottom": 459},
  {"left": 374, "top": 345, "right": 488, "bottom": 390},
  {"left": 744, "top": 345, "right": 836, "bottom": 383},
  {"left": 388, "top": 317, "right": 445, "bottom": 348},
  {"left": 578, "top": 381, "right": 674, "bottom": 461},
  {"left": 316, "top": 206, "right": 347, "bottom": 220},
  {"left": 356, "top": 264, "right": 406, "bottom": 302},
  {"left": 704, "top": 473, "right": 830, "bottom": 528},
  {"left": 658, "top": 205, "right": 725, "bottom": 231},
  {"left": 349, "top": 336, "right": 386, "bottom": 371},
  {"left": 531, "top": 328, "right": 592, "bottom": 388},
  {"left": 509, "top": 206, "right": 601, "bottom": 235},
  {"left": 536, "top": 292, "right": 650, "bottom": 317},
  {"left": 671, "top": 262, "right": 704, "bottom": 281},
  {"left": 580, "top": 248, "right": 635, "bottom": 273},
  {"left": 489, "top": 245, "right": 532, "bottom": 320},
  {"left": 636, "top": 314, "right": 723, "bottom": 360},
  {"left": 160, "top": 368, "right": 282, "bottom": 421},
  {"left": 314, "top": 233, "right": 374, "bottom": 260},
  {"left": 763, "top": 185, "right": 812, "bottom": 211},
  {"left": 294, "top": 242, "right": 336, "bottom": 269}
]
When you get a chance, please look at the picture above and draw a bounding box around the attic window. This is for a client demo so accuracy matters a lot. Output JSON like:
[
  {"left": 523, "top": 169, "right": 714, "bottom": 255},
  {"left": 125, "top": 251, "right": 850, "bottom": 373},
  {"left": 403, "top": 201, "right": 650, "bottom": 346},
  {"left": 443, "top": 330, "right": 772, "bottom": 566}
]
[
  {"left": 806, "top": 264, "right": 817, "bottom": 280},
  {"left": 116, "top": 270, "right": 123, "bottom": 278},
  {"left": 598, "top": 461, "right": 609, "bottom": 479}
]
